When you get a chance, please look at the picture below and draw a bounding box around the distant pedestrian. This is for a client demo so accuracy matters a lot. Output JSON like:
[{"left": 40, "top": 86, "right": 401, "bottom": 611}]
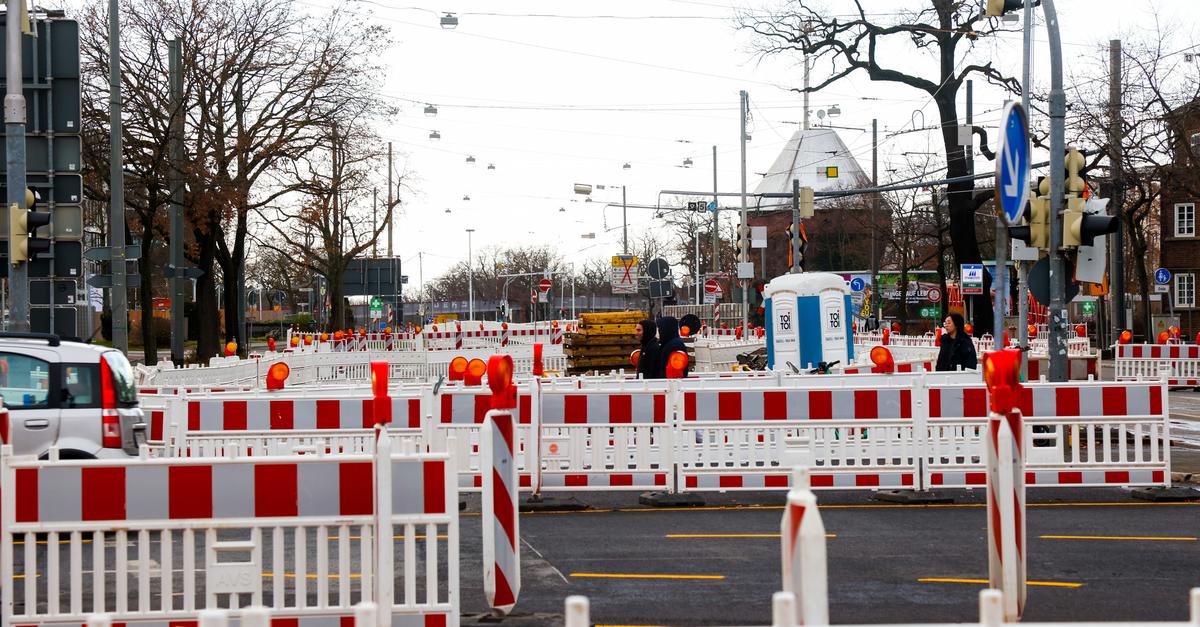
[
  {"left": 936, "top": 313, "right": 977, "bottom": 371},
  {"left": 636, "top": 319, "right": 662, "bottom": 379},
  {"left": 655, "top": 316, "right": 689, "bottom": 378}
]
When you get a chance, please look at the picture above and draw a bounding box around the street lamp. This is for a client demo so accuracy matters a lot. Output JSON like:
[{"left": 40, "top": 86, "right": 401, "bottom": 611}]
[
  {"left": 466, "top": 155, "right": 475, "bottom": 163},
  {"left": 466, "top": 228, "right": 475, "bottom": 320},
  {"left": 429, "top": 130, "right": 441, "bottom": 140},
  {"left": 424, "top": 103, "right": 438, "bottom": 117},
  {"left": 573, "top": 181, "right": 628, "bottom": 253},
  {"left": 439, "top": 13, "right": 458, "bottom": 29}
]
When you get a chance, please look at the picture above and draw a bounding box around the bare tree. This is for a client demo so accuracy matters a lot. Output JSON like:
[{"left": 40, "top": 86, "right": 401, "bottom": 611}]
[{"left": 742, "top": 0, "right": 1022, "bottom": 335}]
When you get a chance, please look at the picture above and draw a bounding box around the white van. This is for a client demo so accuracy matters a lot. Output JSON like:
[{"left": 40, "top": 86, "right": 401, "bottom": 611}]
[{"left": 0, "top": 333, "right": 145, "bottom": 458}]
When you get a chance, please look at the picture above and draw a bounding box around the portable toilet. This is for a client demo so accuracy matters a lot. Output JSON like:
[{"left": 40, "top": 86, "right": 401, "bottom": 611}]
[{"left": 763, "top": 272, "right": 854, "bottom": 371}]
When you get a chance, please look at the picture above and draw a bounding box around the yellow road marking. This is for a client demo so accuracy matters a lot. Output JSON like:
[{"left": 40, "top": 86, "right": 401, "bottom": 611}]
[
  {"left": 919, "top": 578, "right": 1083, "bottom": 588},
  {"left": 1040, "top": 534, "right": 1197, "bottom": 541},
  {"left": 570, "top": 573, "right": 725, "bottom": 580},
  {"left": 664, "top": 533, "right": 836, "bottom": 539}
]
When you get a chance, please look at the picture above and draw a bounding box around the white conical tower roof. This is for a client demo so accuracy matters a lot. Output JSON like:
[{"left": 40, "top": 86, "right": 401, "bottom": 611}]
[{"left": 753, "top": 127, "right": 868, "bottom": 206}]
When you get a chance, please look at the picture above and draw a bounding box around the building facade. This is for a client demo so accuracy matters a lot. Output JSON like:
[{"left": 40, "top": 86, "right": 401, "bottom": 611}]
[{"left": 1158, "top": 101, "right": 1200, "bottom": 339}]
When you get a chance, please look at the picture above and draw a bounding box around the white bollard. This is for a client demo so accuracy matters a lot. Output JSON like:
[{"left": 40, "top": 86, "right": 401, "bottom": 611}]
[
  {"left": 354, "top": 601, "right": 379, "bottom": 627},
  {"left": 978, "top": 589, "right": 1004, "bottom": 627},
  {"left": 86, "top": 615, "right": 112, "bottom": 627},
  {"left": 564, "top": 595, "right": 590, "bottom": 627},
  {"left": 197, "top": 609, "right": 229, "bottom": 627},
  {"left": 241, "top": 607, "right": 270, "bottom": 627},
  {"left": 780, "top": 465, "right": 829, "bottom": 627},
  {"left": 482, "top": 408, "right": 521, "bottom": 616},
  {"left": 771, "top": 591, "right": 798, "bottom": 627},
  {"left": 985, "top": 408, "right": 1027, "bottom": 622},
  {"left": 1190, "top": 587, "right": 1200, "bottom": 627}
]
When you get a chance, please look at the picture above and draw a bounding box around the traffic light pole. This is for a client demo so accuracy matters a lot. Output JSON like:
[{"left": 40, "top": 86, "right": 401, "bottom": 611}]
[
  {"left": 4, "top": 0, "right": 28, "bottom": 332},
  {"left": 108, "top": 0, "right": 129, "bottom": 353},
  {"left": 1017, "top": 0, "right": 1033, "bottom": 379},
  {"left": 739, "top": 90, "right": 749, "bottom": 332},
  {"left": 1044, "top": 0, "right": 1069, "bottom": 382}
]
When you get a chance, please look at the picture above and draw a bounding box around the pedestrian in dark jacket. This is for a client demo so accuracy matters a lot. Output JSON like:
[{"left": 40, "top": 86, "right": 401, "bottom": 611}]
[
  {"left": 936, "top": 313, "right": 978, "bottom": 371},
  {"left": 636, "top": 319, "right": 661, "bottom": 379},
  {"left": 656, "top": 316, "right": 689, "bottom": 378}
]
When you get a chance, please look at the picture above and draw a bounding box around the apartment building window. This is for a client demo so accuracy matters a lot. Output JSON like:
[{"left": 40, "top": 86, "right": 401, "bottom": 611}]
[
  {"left": 1178, "top": 273, "right": 1196, "bottom": 308},
  {"left": 1177, "top": 203, "right": 1196, "bottom": 237}
]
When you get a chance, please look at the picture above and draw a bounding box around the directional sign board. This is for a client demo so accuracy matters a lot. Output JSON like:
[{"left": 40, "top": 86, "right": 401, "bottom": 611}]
[
  {"left": 961, "top": 264, "right": 985, "bottom": 295},
  {"left": 995, "top": 101, "right": 1031, "bottom": 226},
  {"left": 611, "top": 254, "right": 638, "bottom": 294},
  {"left": 1154, "top": 268, "right": 1171, "bottom": 285}
]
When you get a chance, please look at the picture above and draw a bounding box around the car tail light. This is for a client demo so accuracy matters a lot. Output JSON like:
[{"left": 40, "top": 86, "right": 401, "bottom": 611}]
[{"left": 100, "top": 356, "right": 122, "bottom": 448}]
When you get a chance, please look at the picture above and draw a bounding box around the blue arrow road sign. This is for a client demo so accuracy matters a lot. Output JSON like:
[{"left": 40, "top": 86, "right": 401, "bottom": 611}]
[
  {"left": 996, "top": 102, "right": 1031, "bottom": 227},
  {"left": 849, "top": 277, "right": 866, "bottom": 292},
  {"left": 1155, "top": 268, "right": 1171, "bottom": 285}
]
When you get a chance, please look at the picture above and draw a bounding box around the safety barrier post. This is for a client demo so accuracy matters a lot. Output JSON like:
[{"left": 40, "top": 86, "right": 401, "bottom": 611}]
[
  {"left": 780, "top": 465, "right": 829, "bottom": 626},
  {"left": 771, "top": 591, "right": 798, "bottom": 627},
  {"left": 983, "top": 350, "right": 1026, "bottom": 622},
  {"left": 481, "top": 355, "right": 520, "bottom": 616},
  {"left": 564, "top": 596, "right": 589, "bottom": 627},
  {"left": 912, "top": 373, "right": 930, "bottom": 491},
  {"left": 373, "top": 427, "right": 395, "bottom": 626}
]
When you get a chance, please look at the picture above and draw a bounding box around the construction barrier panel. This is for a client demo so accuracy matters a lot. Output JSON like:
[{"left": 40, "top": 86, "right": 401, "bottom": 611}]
[
  {"left": 1115, "top": 343, "right": 1200, "bottom": 387},
  {"left": 0, "top": 426, "right": 459, "bottom": 626}
]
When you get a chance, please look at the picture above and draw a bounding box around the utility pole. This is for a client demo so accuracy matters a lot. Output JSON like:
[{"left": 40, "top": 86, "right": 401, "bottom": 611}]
[
  {"left": 1045, "top": 0, "right": 1069, "bottom": 382},
  {"left": 870, "top": 118, "right": 879, "bottom": 327},
  {"left": 791, "top": 179, "right": 801, "bottom": 274},
  {"left": 234, "top": 71, "right": 247, "bottom": 352},
  {"left": 711, "top": 145, "right": 718, "bottom": 274},
  {"left": 372, "top": 188, "right": 378, "bottom": 257},
  {"left": 5, "top": 0, "right": 28, "bottom": 332},
  {"left": 466, "top": 228, "right": 474, "bottom": 320},
  {"left": 386, "top": 142, "right": 394, "bottom": 258},
  {"left": 621, "top": 185, "right": 628, "bottom": 253},
  {"left": 1017, "top": 0, "right": 1034, "bottom": 379},
  {"left": 108, "top": 0, "right": 128, "bottom": 351},
  {"left": 168, "top": 38, "right": 185, "bottom": 364},
  {"left": 1109, "top": 39, "right": 1125, "bottom": 344},
  {"left": 739, "top": 90, "right": 749, "bottom": 332}
]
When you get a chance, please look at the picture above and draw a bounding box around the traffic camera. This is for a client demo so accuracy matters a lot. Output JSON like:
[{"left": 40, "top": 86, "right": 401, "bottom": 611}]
[{"left": 8, "top": 189, "right": 51, "bottom": 264}]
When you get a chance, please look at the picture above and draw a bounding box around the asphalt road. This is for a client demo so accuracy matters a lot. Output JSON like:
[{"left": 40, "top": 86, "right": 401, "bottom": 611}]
[{"left": 458, "top": 488, "right": 1200, "bottom": 626}]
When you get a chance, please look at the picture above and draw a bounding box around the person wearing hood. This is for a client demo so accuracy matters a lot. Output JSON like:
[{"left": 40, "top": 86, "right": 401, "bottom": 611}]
[
  {"left": 655, "top": 316, "right": 689, "bottom": 378},
  {"left": 636, "top": 319, "right": 661, "bottom": 379}
]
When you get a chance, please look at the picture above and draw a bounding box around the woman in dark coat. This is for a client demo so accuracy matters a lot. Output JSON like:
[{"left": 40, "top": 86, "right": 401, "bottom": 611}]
[
  {"left": 635, "top": 319, "right": 661, "bottom": 379},
  {"left": 936, "top": 313, "right": 978, "bottom": 371}
]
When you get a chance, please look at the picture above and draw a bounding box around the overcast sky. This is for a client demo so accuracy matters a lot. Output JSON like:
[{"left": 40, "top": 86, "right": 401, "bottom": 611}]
[{"left": 77, "top": 0, "right": 1200, "bottom": 291}]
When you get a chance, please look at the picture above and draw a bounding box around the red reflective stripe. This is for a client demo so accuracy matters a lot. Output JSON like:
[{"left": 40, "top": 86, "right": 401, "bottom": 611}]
[
  {"left": 854, "top": 390, "right": 877, "bottom": 419},
  {"left": 929, "top": 473, "right": 945, "bottom": 486},
  {"left": 224, "top": 401, "right": 247, "bottom": 430},
  {"left": 408, "top": 398, "right": 422, "bottom": 429},
  {"left": 1102, "top": 386, "right": 1127, "bottom": 415},
  {"left": 1104, "top": 471, "right": 1130, "bottom": 484},
  {"left": 609, "top": 395, "right": 633, "bottom": 423},
  {"left": 929, "top": 388, "right": 942, "bottom": 418},
  {"left": 16, "top": 468, "right": 38, "bottom": 522},
  {"left": 684, "top": 392, "right": 697, "bottom": 421},
  {"left": 564, "top": 395, "right": 588, "bottom": 424},
  {"left": 425, "top": 614, "right": 448, "bottom": 627},
  {"left": 439, "top": 395, "right": 453, "bottom": 424},
  {"left": 423, "top": 460, "right": 446, "bottom": 514},
  {"left": 964, "top": 388, "right": 988, "bottom": 417},
  {"left": 811, "top": 475, "right": 834, "bottom": 488},
  {"left": 718, "top": 392, "right": 742, "bottom": 420},
  {"left": 317, "top": 400, "right": 340, "bottom": 429},
  {"left": 653, "top": 395, "right": 667, "bottom": 423},
  {"left": 1056, "top": 387, "right": 1080, "bottom": 417},
  {"left": 169, "top": 466, "right": 212, "bottom": 519},
  {"left": 809, "top": 391, "right": 832, "bottom": 419},
  {"left": 966, "top": 472, "right": 987, "bottom": 485},
  {"left": 609, "top": 474, "right": 633, "bottom": 486},
  {"left": 1058, "top": 471, "right": 1083, "bottom": 484},
  {"left": 473, "top": 395, "right": 491, "bottom": 424},
  {"left": 1149, "top": 386, "right": 1163, "bottom": 416},
  {"left": 187, "top": 402, "right": 200, "bottom": 430},
  {"left": 855, "top": 474, "right": 880, "bottom": 487},
  {"left": 764, "top": 391, "right": 787, "bottom": 420},
  {"left": 519, "top": 394, "right": 532, "bottom": 425},
  {"left": 82, "top": 467, "right": 125, "bottom": 521},
  {"left": 270, "top": 400, "right": 294, "bottom": 430},
  {"left": 255, "top": 464, "right": 298, "bottom": 517},
  {"left": 719, "top": 475, "right": 743, "bottom": 488},
  {"left": 339, "top": 462, "right": 373, "bottom": 516},
  {"left": 765, "top": 474, "right": 789, "bottom": 488},
  {"left": 151, "top": 411, "right": 164, "bottom": 441},
  {"left": 900, "top": 389, "right": 912, "bottom": 419}
]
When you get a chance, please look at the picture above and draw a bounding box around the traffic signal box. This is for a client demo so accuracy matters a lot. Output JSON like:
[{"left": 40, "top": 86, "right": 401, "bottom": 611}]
[{"left": 8, "top": 189, "right": 50, "bottom": 263}]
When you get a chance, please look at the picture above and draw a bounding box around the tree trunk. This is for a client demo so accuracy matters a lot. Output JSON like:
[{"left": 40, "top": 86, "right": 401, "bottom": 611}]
[
  {"left": 1127, "top": 212, "right": 1152, "bottom": 340},
  {"left": 137, "top": 224, "right": 158, "bottom": 366},
  {"left": 936, "top": 93, "right": 992, "bottom": 336}
]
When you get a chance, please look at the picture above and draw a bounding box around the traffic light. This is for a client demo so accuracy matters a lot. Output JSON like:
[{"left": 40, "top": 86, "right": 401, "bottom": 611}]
[
  {"left": 785, "top": 223, "right": 795, "bottom": 270},
  {"left": 1011, "top": 179, "right": 1050, "bottom": 251},
  {"left": 1076, "top": 197, "right": 1119, "bottom": 247},
  {"left": 736, "top": 224, "right": 750, "bottom": 264},
  {"left": 1061, "top": 148, "right": 1087, "bottom": 248},
  {"left": 986, "top": 0, "right": 1023, "bottom": 17},
  {"left": 8, "top": 189, "right": 50, "bottom": 264}
]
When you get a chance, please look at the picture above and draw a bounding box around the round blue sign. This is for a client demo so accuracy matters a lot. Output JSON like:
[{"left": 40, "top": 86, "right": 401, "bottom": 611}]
[
  {"left": 849, "top": 277, "right": 866, "bottom": 292},
  {"left": 707, "top": 201, "right": 718, "bottom": 212},
  {"left": 1154, "top": 268, "right": 1171, "bottom": 285},
  {"left": 996, "top": 102, "right": 1031, "bottom": 227}
]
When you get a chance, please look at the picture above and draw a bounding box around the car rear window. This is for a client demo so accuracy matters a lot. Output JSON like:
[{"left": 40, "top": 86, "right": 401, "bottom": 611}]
[{"left": 102, "top": 351, "right": 138, "bottom": 405}]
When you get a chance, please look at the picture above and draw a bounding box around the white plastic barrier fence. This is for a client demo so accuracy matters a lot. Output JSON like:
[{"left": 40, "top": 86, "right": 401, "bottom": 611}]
[
  {"left": 0, "top": 426, "right": 459, "bottom": 626},
  {"left": 149, "top": 373, "right": 1170, "bottom": 494},
  {"left": 1115, "top": 344, "right": 1200, "bottom": 387}
]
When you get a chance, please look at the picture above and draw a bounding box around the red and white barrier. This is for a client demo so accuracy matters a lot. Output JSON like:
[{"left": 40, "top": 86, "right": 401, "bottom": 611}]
[
  {"left": 779, "top": 466, "right": 829, "bottom": 626},
  {"left": 481, "top": 356, "right": 520, "bottom": 616},
  {"left": 1115, "top": 343, "right": 1200, "bottom": 387},
  {"left": 0, "top": 426, "right": 459, "bottom": 626}
]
